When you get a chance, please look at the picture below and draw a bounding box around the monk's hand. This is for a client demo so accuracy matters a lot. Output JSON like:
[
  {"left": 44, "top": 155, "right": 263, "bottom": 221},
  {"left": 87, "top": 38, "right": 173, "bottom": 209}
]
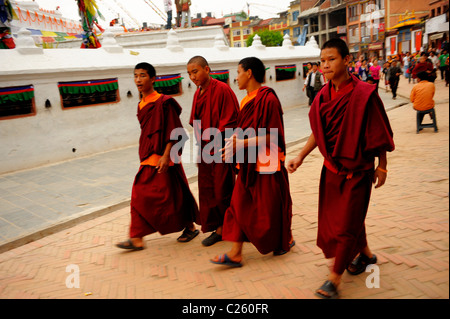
[
  {"left": 221, "top": 135, "right": 237, "bottom": 162},
  {"left": 287, "top": 155, "right": 303, "bottom": 174},
  {"left": 373, "top": 167, "right": 387, "bottom": 188},
  {"left": 156, "top": 155, "right": 171, "bottom": 174}
]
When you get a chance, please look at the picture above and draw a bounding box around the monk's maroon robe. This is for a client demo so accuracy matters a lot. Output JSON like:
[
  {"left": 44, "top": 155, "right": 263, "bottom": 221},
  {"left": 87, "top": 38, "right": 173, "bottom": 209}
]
[
  {"left": 129, "top": 95, "right": 199, "bottom": 238},
  {"left": 222, "top": 87, "right": 293, "bottom": 254},
  {"left": 309, "top": 75, "right": 395, "bottom": 274},
  {"left": 189, "top": 78, "right": 239, "bottom": 233}
]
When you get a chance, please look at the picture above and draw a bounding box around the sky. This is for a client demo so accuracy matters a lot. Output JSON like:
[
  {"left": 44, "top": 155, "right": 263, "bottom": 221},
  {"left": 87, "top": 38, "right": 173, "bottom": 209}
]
[{"left": 32, "top": 0, "right": 294, "bottom": 28}]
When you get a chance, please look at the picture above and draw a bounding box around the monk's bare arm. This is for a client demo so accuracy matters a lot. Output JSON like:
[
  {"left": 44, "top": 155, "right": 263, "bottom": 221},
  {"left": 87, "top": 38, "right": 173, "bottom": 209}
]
[
  {"left": 156, "top": 141, "right": 175, "bottom": 173},
  {"left": 220, "top": 134, "right": 271, "bottom": 162},
  {"left": 373, "top": 150, "right": 387, "bottom": 188},
  {"left": 287, "top": 133, "right": 317, "bottom": 174}
]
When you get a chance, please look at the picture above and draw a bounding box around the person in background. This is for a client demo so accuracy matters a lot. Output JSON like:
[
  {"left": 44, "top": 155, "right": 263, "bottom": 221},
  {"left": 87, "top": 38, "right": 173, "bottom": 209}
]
[
  {"left": 348, "top": 61, "right": 357, "bottom": 77},
  {"left": 180, "top": 0, "right": 192, "bottom": 28},
  {"left": 163, "top": 0, "right": 172, "bottom": 30},
  {"left": 358, "top": 59, "right": 369, "bottom": 82},
  {"left": 304, "top": 62, "right": 312, "bottom": 79},
  {"left": 355, "top": 55, "right": 363, "bottom": 75},
  {"left": 303, "top": 62, "right": 325, "bottom": 106},
  {"left": 369, "top": 58, "right": 381, "bottom": 91},
  {"left": 412, "top": 53, "right": 434, "bottom": 82},
  {"left": 402, "top": 52, "right": 410, "bottom": 75},
  {"left": 410, "top": 71, "right": 436, "bottom": 130},
  {"left": 409, "top": 56, "right": 418, "bottom": 84},
  {"left": 405, "top": 57, "right": 412, "bottom": 83},
  {"left": 429, "top": 51, "right": 439, "bottom": 71},
  {"left": 389, "top": 60, "right": 403, "bottom": 100},
  {"left": 175, "top": 0, "right": 182, "bottom": 27},
  {"left": 438, "top": 50, "right": 449, "bottom": 82}
]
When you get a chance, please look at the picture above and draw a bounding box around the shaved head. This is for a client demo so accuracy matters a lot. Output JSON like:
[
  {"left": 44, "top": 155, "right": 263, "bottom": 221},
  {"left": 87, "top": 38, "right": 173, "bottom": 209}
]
[{"left": 188, "top": 55, "right": 209, "bottom": 68}]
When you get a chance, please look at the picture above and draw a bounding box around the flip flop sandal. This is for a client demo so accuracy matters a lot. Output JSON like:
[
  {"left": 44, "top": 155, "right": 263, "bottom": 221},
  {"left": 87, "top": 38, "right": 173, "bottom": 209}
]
[
  {"left": 116, "top": 239, "right": 144, "bottom": 251},
  {"left": 210, "top": 254, "right": 243, "bottom": 268},
  {"left": 347, "top": 254, "right": 377, "bottom": 275},
  {"left": 177, "top": 228, "right": 199, "bottom": 243},
  {"left": 315, "top": 280, "right": 339, "bottom": 299},
  {"left": 273, "top": 239, "right": 296, "bottom": 256},
  {"left": 201, "top": 232, "right": 222, "bottom": 246}
]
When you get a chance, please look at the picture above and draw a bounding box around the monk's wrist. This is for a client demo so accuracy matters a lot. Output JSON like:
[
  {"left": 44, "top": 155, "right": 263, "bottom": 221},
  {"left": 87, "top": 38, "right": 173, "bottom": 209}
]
[{"left": 376, "top": 166, "right": 388, "bottom": 173}]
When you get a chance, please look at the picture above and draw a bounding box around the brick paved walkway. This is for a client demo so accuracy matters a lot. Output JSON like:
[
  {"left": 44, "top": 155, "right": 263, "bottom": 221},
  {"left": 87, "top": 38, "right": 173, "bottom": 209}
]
[{"left": 0, "top": 78, "right": 448, "bottom": 301}]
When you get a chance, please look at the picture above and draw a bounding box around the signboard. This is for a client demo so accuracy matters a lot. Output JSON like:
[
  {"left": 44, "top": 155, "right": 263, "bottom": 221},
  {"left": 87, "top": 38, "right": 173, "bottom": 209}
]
[
  {"left": 337, "top": 25, "right": 347, "bottom": 34},
  {"left": 369, "top": 42, "right": 383, "bottom": 50},
  {"left": 415, "top": 31, "right": 422, "bottom": 52},
  {"left": 390, "top": 37, "right": 396, "bottom": 55}
]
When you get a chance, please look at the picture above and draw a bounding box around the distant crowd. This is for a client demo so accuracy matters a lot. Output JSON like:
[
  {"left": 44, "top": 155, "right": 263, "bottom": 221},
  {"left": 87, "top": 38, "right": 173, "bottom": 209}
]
[{"left": 303, "top": 48, "right": 449, "bottom": 103}]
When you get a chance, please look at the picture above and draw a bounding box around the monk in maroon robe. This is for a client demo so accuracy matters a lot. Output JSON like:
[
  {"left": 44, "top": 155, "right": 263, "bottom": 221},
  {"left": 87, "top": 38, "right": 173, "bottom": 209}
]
[
  {"left": 116, "top": 62, "right": 199, "bottom": 251},
  {"left": 211, "top": 57, "right": 293, "bottom": 267},
  {"left": 187, "top": 56, "right": 239, "bottom": 246},
  {"left": 288, "top": 38, "right": 395, "bottom": 298}
]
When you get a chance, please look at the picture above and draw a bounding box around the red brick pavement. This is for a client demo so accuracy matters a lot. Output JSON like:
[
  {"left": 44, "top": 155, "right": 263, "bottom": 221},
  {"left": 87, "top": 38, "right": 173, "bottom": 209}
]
[{"left": 0, "top": 80, "right": 448, "bottom": 300}]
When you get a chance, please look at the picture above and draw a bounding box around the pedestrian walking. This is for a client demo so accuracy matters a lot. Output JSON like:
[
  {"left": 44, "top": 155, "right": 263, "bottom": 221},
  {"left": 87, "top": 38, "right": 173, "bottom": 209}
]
[
  {"left": 303, "top": 62, "right": 325, "bottom": 106},
  {"left": 180, "top": 0, "right": 191, "bottom": 28},
  {"left": 405, "top": 57, "right": 412, "bottom": 83},
  {"left": 187, "top": 56, "right": 239, "bottom": 246},
  {"left": 116, "top": 62, "right": 200, "bottom": 251},
  {"left": 382, "top": 61, "right": 390, "bottom": 91},
  {"left": 369, "top": 58, "right": 381, "bottom": 91},
  {"left": 211, "top": 57, "right": 294, "bottom": 267},
  {"left": 288, "top": 38, "right": 395, "bottom": 299},
  {"left": 438, "top": 49, "right": 448, "bottom": 81},
  {"left": 402, "top": 52, "right": 410, "bottom": 75},
  {"left": 409, "top": 56, "right": 418, "bottom": 83},
  {"left": 304, "top": 62, "right": 312, "bottom": 79},
  {"left": 389, "top": 60, "right": 402, "bottom": 100},
  {"left": 163, "top": 0, "right": 173, "bottom": 30},
  {"left": 429, "top": 51, "right": 439, "bottom": 71}
]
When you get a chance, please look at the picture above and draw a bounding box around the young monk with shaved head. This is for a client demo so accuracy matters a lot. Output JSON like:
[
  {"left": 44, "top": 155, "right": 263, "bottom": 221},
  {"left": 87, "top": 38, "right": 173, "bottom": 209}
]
[
  {"left": 116, "top": 62, "right": 200, "bottom": 251},
  {"left": 288, "top": 38, "right": 395, "bottom": 299},
  {"left": 187, "top": 56, "right": 239, "bottom": 246},
  {"left": 210, "top": 57, "right": 294, "bottom": 267}
]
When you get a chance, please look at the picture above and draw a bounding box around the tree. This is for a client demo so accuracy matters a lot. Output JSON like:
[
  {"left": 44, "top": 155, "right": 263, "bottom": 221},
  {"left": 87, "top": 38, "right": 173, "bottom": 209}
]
[
  {"left": 246, "top": 30, "right": 284, "bottom": 47},
  {"left": 237, "top": 11, "right": 248, "bottom": 20}
]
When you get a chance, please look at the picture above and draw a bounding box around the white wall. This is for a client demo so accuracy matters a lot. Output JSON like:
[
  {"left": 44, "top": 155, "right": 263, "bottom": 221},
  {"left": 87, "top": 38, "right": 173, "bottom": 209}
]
[{"left": 0, "top": 35, "right": 319, "bottom": 174}]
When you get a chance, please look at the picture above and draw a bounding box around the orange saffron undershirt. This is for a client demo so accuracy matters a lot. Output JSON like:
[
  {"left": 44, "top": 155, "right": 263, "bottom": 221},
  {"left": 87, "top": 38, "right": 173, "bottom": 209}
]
[
  {"left": 139, "top": 91, "right": 174, "bottom": 167},
  {"left": 237, "top": 88, "right": 285, "bottom": 172},
  {"left": 139, "top": 90, "right": 161, "bottom": 110},
  {"left": 240, "top": 88, "right": 258, "bottom": 110}
]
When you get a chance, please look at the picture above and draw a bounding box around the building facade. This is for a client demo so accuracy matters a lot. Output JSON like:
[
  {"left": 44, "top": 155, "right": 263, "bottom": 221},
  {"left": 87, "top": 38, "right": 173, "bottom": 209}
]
[
  {"left": 425, "top": 0, "right": 449, "bottom": 51},
  {"left": 226, "top": 0, "right": 448, "bottom": 58}
]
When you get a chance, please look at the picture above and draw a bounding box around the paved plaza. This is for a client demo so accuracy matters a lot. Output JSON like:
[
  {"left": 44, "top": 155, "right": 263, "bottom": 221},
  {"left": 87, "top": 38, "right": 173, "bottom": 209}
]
[{"left": 0, "top": 77, "right": 448, "bottom": 301}]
